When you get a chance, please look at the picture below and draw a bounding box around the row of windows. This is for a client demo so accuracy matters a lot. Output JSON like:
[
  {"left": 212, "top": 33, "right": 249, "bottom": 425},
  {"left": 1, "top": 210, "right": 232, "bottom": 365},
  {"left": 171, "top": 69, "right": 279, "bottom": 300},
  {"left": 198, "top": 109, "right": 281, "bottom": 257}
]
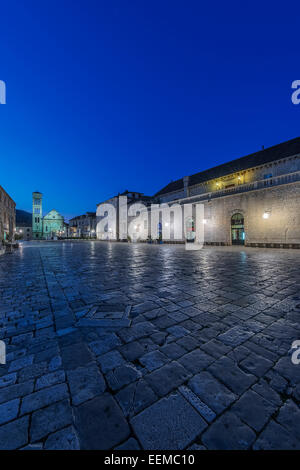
[{"left": 0, "top": 191, "right": 15, "bottom": 209}]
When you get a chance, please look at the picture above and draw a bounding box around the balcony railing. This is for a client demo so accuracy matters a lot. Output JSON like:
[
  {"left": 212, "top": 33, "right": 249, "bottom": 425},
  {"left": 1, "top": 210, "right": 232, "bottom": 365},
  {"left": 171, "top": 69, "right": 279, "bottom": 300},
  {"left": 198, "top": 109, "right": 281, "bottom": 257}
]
[{"left": 182, "top": 170, "right": 300, "bottom": 204}]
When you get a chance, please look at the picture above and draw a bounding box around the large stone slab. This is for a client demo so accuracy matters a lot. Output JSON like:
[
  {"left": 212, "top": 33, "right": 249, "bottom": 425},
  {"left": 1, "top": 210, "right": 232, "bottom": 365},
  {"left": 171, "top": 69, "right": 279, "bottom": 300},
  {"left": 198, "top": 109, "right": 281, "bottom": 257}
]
[
  {"left": 106, "top": 364, "right": 142, "bottom": 391},
  {"left": 0, "top": 416, "right": 29, "bottom": 450},
  {"left": 67, "top": 364, "right": 106, "bottom": 405},
  {"left": 202, "top": 411, "right": 256, "bottom": 450},
  {"left": 218, "top": 326, "right": 254, "bottom": 347},
  {"left": 74, "top": 394, "right": 130, "bottom": 450},
  {"left": 240, "top": 352, "right": 273, "bottom": 377},
  {"left": 131, "top": 393, "right": 207, "bottom": 449},
  {"left": 208, "top": 356, "right": 256, "bottom": 395},
  {"left": 253, "top": 420, "right": 300, "bottom": 450},
  {"left": 276, "top": 399, "right": 300, "bottom": 440},
  {"left": 188, "top": 371, "right": 236, "bottom": 414},
  {"left": 0, "top": 399, "right": 20, "bottom": 425},
  {"left": 144, "top": 361, "right": 192, "bottom": 397},
  {"left": 21, "top": 383, "right": 69, "bottom": 414},
  {"left": 139, "top": 350, "right": 169, "bottom": 371},
  {"left": 97, "top": 350, "right": 125, "bottom": 373},
  {"left": 44, "top": 426, "right": 80, "bottom": 450},
  {"left": 89, "top": 333, "right": 122, "bottom": 356},
  {"left": 231, "top": 389, "right": 277, "bottom": 432},
  {"left": 178, "top": 349, "right": 214, "bottom": 374},
  {"left": 30, "top": 399, "right": 73, "bottom": 442},
  {"left": 60, "top": 342, "right": 93, "bottom": 370},
  {"left": 116, "top": 379, "right": 157, "bottom": 417}
]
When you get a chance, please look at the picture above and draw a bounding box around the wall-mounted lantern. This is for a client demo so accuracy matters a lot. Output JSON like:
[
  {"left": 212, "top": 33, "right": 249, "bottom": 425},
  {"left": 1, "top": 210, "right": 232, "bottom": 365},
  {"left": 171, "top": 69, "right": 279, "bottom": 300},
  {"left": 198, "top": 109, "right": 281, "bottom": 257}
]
[{"left": 262, "top": 210, "right": 271, "bottom": 219}]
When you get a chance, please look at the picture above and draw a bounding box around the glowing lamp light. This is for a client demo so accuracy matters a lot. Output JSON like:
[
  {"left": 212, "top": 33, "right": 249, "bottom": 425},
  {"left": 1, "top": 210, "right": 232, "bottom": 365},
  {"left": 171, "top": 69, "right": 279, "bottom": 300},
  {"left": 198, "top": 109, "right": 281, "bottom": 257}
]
[
  {"left": 165, "top": 222, "right": 169, "bottom": 227},
  {"left": 203, "top": 219, "right": 207, "bottom": 224},
  {"left": 263, "top": 211, "right": 270, "bottom": 219}
]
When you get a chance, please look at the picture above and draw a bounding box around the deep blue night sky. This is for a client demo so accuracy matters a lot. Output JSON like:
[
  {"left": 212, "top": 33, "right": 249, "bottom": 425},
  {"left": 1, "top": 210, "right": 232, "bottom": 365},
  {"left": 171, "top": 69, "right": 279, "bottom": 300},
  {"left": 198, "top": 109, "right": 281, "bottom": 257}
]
[{"left": 1, "top": 1, "right": 299, "bottom": 220}]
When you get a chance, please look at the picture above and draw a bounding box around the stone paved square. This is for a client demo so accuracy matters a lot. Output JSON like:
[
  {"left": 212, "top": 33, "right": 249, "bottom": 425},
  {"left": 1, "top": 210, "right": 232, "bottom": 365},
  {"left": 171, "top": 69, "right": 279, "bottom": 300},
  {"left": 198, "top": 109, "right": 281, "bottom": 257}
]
[{"left": 0, "top": 241, "right": 300, "bottom": 449}]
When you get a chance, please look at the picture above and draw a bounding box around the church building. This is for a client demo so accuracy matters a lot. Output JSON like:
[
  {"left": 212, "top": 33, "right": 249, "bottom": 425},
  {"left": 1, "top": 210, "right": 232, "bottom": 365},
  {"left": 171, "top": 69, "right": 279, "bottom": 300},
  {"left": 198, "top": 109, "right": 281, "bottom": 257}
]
[{"left": 32, "top": 192, "right": 66, "bottom": 239}]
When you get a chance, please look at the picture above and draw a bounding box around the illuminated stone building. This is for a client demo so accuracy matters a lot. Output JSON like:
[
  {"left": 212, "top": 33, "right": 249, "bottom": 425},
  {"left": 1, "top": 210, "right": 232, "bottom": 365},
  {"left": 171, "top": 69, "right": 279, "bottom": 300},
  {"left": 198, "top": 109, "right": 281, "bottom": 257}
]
[
  {"left": 0, "top": 185, "right": 16, "bottom": 244},
  {"left": 32, "top": 192, "right": 67, "bottom": 239},
  {"left": 96, "top": 191, "right": 152, "bottom": 240},
  {"left": 16, "top": 210, "right": 32, "bottom": 240},
  {"left": 69, "top": 212, "right": 96, "bottom": 238},
  {"left": 155, "top": 137, "right": 300, "bottom": 247},
  {"left": 96, "top": 137, "right": 300, "bottom": 247}
]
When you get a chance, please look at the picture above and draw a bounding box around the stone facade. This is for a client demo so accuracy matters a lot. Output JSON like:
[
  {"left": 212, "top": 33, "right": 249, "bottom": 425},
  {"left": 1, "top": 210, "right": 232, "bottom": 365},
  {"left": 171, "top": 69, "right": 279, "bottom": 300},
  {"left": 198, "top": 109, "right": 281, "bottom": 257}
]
[
  {"left": 32, "top": 192, "right": 66, "bottom": 240},
  {"left": 96, "top": 191, "right": 152, "bottom": 241},
  {"left": 199, "top": 183, "right": 300, "bottom": 247},
  {"left": 16, "top": 210, "right": 32, "bottom": 240},
  {"left": 95, "top": 137, "right": 300, "bottom": 247},
  {"left": 69, "top": 212, "right": 96, "bottom": 238},
  {"left": 16, "top": 226, "right": 32, "bottom": 241},
  {"left": 43, "top": 209, "right": 65, "bottom": 240},
  {"left": 156, "top": 144, "right": 300, "bottom": 247},
  {"left": 0, "top": 185, "right": 16, "bottom": 245}
]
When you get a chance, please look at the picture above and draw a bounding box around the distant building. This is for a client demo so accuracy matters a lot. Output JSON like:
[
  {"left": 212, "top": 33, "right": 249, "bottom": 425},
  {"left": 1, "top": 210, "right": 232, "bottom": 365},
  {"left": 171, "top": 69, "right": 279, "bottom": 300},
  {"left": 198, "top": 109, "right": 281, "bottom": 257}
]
[
  {"left": 69, "top": 212, "right": 96, "bottom": 238},
  {"left": 16, "top": 226, "right": 32, "bottom": 240},
  {"left": 0, "top": 185, "right": 16, "bottom": 244},
  {"left": 96, "top": 190, "right": 152, "bottom": 240},
  {"left": 16, "top": 209, "right": 32, "bottom": 240},
  {"left": 32, "top": 191, "right": 43, "bottom": 238},
  {"left": 43, "top": 209, "right": 66, "bottom": 239},
  {"left": 32, "top": 192, "right": 67, "bottom": 239}
]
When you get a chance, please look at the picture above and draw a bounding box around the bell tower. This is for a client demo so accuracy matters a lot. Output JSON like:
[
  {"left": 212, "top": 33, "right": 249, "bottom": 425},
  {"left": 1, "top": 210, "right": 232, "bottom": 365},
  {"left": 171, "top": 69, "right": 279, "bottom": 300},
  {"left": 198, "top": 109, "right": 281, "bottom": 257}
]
[{"left": 32, "top": 191, "right": 43, "bottom": 239}]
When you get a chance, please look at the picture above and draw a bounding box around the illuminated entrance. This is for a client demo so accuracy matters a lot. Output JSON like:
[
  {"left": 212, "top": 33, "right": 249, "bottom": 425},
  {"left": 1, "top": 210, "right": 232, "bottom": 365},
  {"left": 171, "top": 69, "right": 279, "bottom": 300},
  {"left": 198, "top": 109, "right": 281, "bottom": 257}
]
[{"left": 231, "top": 213, "right": 245, "bottom": 245}]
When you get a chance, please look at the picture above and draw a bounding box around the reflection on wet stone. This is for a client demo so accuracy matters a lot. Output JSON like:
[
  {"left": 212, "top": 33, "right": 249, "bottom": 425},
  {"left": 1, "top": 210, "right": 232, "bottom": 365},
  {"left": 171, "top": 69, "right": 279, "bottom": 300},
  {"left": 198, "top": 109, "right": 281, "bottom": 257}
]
[{"left": 0, "top": 241, "right": 300, "bottom": 449}]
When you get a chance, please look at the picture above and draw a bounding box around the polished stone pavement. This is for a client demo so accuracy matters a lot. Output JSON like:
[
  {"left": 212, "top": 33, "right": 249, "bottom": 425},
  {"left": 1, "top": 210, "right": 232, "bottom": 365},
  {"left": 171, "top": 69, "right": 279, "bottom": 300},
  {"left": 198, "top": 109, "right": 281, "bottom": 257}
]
[{"left": 0, "top": 241, "right": 300, "bottom": 450}]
